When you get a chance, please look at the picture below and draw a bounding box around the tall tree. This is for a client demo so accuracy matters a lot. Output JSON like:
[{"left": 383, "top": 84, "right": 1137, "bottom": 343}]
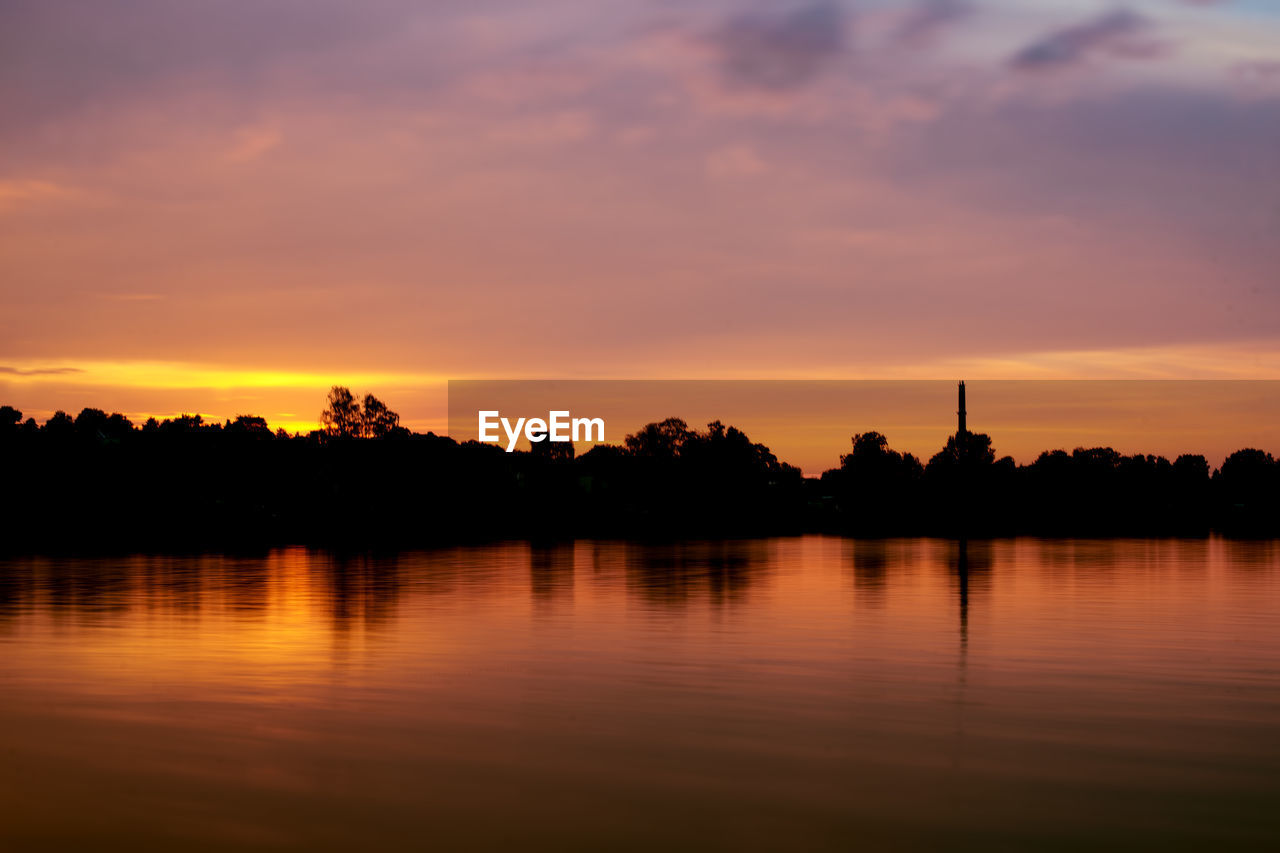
[
  {"left": 625, "top": 417, "right": 694, "bottom": 457},
  {"left": 0, "top": 405, "right": 21, "bottom": 434},
  {"left": 320, "top": 386, "right": 362, "bottom": 438},
  {"left": 361, "top": 394, "right": 400, "bottom": 438}
]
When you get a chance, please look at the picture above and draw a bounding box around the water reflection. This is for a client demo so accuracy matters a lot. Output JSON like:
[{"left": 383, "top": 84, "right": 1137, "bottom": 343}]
[
  {"left": 530, "top": 543, "right": 575, "bottom": 605},
  {"left": 1222, "top": 537, "right": 1280, "bottom": 571},
  {"left": 0, "top": 564, "right": 31, "bottom": 628},
  {"left": 847, "top": 539, "right": 890, "bottom": 607},
  {"left": 2, "top": 537, "right": 1280, "bottom": 850},
  {"left": 0, "top": 550, "right": 408, "bottom": 634},
  {"left": 1, "top": 538, "right": 1274, "bottom": 636},
  {"left": 47, "top": 557, "right": 132, "bottom": 619},
  {"left": 224, "top": 556, "right": 271, "bottom": 615},
  {"left": 947, "top": 538, "right": 992, "bottom": 648},
  {"left": 622, "top": 539, "right": 772, "bottom": 607},
  {"left": 314, "top": 551, "right": 402, "bottom": 631},
  {"left": 136, "top": 555, "right": 205, "bottom": 615}
]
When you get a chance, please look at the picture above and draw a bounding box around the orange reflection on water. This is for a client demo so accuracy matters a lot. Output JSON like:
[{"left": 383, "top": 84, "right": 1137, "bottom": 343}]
[{"left": 2, "top": 537, "right": 1280, "bottom": 850}]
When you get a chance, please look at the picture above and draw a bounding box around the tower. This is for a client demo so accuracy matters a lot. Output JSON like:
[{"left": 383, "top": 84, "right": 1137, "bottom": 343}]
[{"left": 957, "top": 381, "right": 967, "bottom": 435}]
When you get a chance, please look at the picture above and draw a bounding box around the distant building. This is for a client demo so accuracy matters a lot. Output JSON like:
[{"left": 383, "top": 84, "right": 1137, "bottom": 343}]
[{"left": 957, "top": 381, "right": 967, "bottom": 436}]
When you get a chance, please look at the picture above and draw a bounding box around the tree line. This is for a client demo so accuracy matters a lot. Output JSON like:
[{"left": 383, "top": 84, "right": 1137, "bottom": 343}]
[
  {"left": 0, "top": 386, "right": 404, "bottom": 442},
  {"left": 0, "top": 387, "right": 1276, "bottom": 549}
]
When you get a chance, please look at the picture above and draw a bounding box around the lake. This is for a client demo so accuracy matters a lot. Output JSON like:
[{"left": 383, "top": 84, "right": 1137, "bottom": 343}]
[{"left": 2, "top": 537, "right": 1278, "bottom": 850}]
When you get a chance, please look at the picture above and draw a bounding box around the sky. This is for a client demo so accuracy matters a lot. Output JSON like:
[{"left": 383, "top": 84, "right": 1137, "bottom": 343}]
[
  {"left": 2, "top": 0, "right": 1279, "bottom": 439},
  {"left": 447, "top": 380, "right": 1280, "bottom": 472}
]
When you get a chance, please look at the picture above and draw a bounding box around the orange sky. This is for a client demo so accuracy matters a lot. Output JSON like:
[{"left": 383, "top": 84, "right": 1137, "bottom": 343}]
[
  {"left": 2, "top": 1, "right": 1279, "bottom": 449},
  {"left": 448, "top": 380, "right": 1280, "bottom": 473}
]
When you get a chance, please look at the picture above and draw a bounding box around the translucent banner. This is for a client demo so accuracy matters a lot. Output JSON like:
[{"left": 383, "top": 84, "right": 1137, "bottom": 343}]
[{"left": 448, "top": 380, "right": 1280, "bottom": 475}]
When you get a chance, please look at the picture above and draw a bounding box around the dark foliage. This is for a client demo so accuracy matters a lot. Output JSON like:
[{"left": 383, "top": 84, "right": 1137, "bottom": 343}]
[{"left": 0, "top": 397, "right": 1276, "bottom": 550}]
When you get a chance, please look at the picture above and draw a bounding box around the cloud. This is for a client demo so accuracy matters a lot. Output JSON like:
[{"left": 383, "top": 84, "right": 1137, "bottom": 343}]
[
  {"left": 0, "top": 0, "right": 429, "bottom": 125},
  {"left": 1, "top": 360, "right": 433, "bottom": 389},
  {"left": 484, "top": 110, "right": 595, "bottom": 147},
  {"left": 100, "top": 293, "right": 167, "bottom": 302},
  {"left": 0, "top": 179, "right": 77, "bottom": 211},
  {"left": 2, "top": 0, "right": 1277, "bottom": 396},
  {"left": 706, "top": 144, "right": 769, "bottom": 179},
  {"left": 1235, "top": 60, "right": 1280, "bottom": 79},
  {"left": 0, "top": 366, "right": 84, "bottom": 376},
  {"left": 224, "top": 127, "right": 283, "bottom": 163},
  {"left": 1010, "top": 10, "right": 1161, "bottom": 71},
  {"left": 1230, "top": 60, "right": 1280, "bottom": 97},
  {"left": 711, "top": 3, "right": 847, "bottom": 91},
  {"left": 894, "top": 0, "right": 973, "bottom": 48}
]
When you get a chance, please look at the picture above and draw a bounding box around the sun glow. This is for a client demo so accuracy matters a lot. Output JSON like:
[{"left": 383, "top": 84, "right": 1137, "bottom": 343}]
[{"left": 0, "top": 360, "right": 442, "bottom": 390}]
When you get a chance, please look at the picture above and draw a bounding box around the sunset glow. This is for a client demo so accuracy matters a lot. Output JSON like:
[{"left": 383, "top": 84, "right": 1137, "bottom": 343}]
[
  {"left": 4, "top": 5, "right": 1280, "bottom": 850},
  {"left": 4, "top": 0, "right": 1279, "bottom": 433}
]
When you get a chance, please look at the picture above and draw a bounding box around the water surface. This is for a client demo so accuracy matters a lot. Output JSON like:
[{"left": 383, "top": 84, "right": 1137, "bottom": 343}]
[{"left": 2, "top": 537, "right": 1279, "bottom": 850}]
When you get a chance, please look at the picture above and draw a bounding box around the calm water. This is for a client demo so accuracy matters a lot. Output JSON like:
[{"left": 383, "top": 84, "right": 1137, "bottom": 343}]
[{"left": 2, "top": 537, "right": 1279, "bottom": 851}]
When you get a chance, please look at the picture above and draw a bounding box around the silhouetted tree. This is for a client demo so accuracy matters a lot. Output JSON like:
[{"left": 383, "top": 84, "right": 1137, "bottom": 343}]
[
  {"left": 227, "top": 415, "right": 273, "bottom": 437},
  {"left": 927, "top": 431, "right": 996, "bottom": 473},
  {"left": 43, "top": 410, "right": 74, "bottom": 436},
  {"left": 1174, "top": 453, "right": 1209, "bottom": 482},
  {"left": 1072, "top": 446, "right": 1121, "bottom": 471},
  {"left": 74, "top": 407, "right": 108, "bottom": 436},
  {"left": 321, "top": 386, "right": 362, "bottom": 438},
  {"left": 2, "top": 388, "right": 1278, "bottom": 545},
  {"left": 1217, "top": 450, "right": 1277, "bottom": 529},
  {"left": 160, "top": 414, "right": 207, "bottom": 434},
  {"left": 598, "top": 418, "right": 805, "bottom": 534},
  {"left": 579, "top": 443, "right": 627, "bottom": 463},
  {"left": 840, "top": 431, "right": 924, "bottom": 482},
  {"left": 531, "top": 436, "right": 575, "bottom": 461},
  {"left": 0, "top": 405, "right": 21, "bottom": 433},
  {"left": 821, "top": 431, "right": 923, "bottom": 531},
  {"left": 684, "top": 420, "right": 783, "bottom": 473},
  {"left": 920, "top": 431, "right": 1001, "bottom": 533},
  {"left": 105, "top": 412, "right": 133, "bottom": 439},
  {"left": 625, "top": 417, "right": 695, "bottom": 457},
  {"left": 58, "top": 408, "right": 132, "bottom": 441},
  {"left": 360, "top": 394, "right": 400, "bottom": 438},
  {"left": 1219, "top": 448, "right": 1276, "bottom": 488}
]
